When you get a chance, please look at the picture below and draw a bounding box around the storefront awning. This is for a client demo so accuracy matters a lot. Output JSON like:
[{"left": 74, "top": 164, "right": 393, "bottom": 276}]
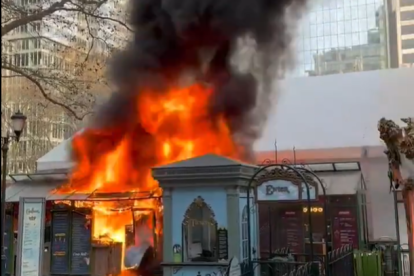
[
  {"left": 6, "top": 172, "right": 161, "bottom": 202},
  {"left": 47, "top": 192, "right": 91, "bottom": 201},
  {"left": 6, "top": 184, "right": 158, "bottom": 202},
  {"left": 6, "top": 182, "right": 61, "bottom": 202},
  {"left": 290, "top": 161, "right": 361, "bottom": 172},
  {"left": 319, "top": 171, "right": 365, "bottom": 195},
  {"left": 47, "top": 191, "right": 159, "bottom": 201}
]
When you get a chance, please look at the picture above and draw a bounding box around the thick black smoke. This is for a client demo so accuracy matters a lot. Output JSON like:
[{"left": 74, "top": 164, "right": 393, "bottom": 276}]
[{"left": 94, "top": 0, "right": 307, "bottom": 158}]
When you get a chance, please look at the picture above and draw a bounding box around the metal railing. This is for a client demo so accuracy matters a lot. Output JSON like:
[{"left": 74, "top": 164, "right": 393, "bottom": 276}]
[
  {"left": 247, "top": 245, "right": 354, "bottom": 276},
  {"left": 243, "top": 248, "right": 322, "bottom": 276},
  {"left": 327, "top": 245, "right": 354, "bottom": 276}
]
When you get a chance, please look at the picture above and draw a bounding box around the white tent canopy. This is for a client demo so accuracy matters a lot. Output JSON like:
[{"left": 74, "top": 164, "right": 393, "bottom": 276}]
[
  {"left": 36, "top": 129, "right": 86, "bottom": 171},
  {"left": 36, "top": 68, "right": 414, "bottom": 172},
  {"left": 255, "top": 67, "right": 414, "bottom": 151},
  {"left": 36, "top": 137, "right": 74, "bottom": 172}
]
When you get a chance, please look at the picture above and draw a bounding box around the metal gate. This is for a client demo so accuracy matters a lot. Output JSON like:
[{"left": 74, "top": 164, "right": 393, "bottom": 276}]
[
  {"left": 241, "top": 163, "right": 354, "bottom": 276},
  {"left": 243, "top": 164, "right": 319, "bottom": 276}
]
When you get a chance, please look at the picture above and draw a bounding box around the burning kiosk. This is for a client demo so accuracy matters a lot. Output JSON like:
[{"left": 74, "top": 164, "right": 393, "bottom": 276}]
[
  {"left": 4, "top": 174, "right": 164, "bottom": 276},
  {"left": 44, "top": 191, "right": 163, "bottom": 276}
]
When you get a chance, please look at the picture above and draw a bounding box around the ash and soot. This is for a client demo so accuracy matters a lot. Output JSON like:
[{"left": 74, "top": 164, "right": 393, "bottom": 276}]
[{"left": 62, "top": 0, "right": 307, "bottom": 271}]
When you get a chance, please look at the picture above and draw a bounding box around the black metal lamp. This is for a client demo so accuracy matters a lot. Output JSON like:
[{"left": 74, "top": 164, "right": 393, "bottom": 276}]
[{"left": 10, "top": 110, "right": 27, "bottom": 141}]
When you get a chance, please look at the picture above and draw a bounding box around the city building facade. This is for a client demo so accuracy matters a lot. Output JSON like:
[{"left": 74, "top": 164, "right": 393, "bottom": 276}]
[
  {"left": 387, "top": 0, "right": 414, "bottom": 67},
  {"left": 1, "top": 0, "right": 120, "bottom": 173},
  {"left": 291, "top": 0, "right": 390, "bottom": 77}
]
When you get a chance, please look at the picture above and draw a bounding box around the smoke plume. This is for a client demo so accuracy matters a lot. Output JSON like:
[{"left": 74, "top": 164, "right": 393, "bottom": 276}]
[{"left": 94, "top": 0, "right": 308, "bottom": 158}]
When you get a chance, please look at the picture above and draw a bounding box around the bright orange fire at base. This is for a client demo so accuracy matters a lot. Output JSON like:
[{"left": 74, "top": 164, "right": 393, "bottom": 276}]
[{"left": 57, "top": 83, "right": 244, "bottom": 268}]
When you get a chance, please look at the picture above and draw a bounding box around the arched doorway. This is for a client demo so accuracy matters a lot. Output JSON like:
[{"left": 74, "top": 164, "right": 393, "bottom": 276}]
[{"left": 255, "top": 168, "right": 319, "bottom": 258}]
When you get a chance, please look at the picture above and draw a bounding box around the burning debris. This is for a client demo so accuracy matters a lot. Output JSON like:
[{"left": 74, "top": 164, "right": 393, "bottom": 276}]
[{"left": 59, "top": 0, "right": 308, "bottom": 273}]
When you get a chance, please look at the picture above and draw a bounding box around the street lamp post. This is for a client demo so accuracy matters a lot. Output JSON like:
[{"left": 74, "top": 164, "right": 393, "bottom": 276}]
[{"left": 1, "top": 110, "right": 27, "bottom": 272}]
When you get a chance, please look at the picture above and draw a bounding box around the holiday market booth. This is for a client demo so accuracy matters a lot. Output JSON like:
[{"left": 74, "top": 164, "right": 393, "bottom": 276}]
[
  {"left": 5, "top": 151, "right": 364, "bottom": 276},
  {"left": 4, "top": 171, "right": 164, "bottom": 276}
]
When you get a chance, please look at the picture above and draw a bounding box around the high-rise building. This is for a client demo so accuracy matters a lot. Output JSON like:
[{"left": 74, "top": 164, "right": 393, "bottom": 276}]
[
  {"left": 291, "top": 0, "right": 390, "bottom": 77},
  {"left": 1, "top": 0, "right": 119, "bottom": 173},
  {"left": 387, "top": 0, "right": 414, "bottom": 67}
]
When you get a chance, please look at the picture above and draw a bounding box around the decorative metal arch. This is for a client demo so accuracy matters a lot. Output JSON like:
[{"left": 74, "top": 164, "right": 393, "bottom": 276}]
[
  {"left": 246, "top": 164, "right": 315, "bottom": 266},
  {"left": 256, "top": 166, "right": 319, "bottom": 200},
  {"left": 281, "top": 159, "right": 330, "bottom": 275}
]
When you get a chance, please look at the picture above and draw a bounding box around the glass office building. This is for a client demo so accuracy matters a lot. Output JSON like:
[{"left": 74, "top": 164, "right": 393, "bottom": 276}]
[{"left": 292, "top": 0, "right": 389, "bottom": 77}]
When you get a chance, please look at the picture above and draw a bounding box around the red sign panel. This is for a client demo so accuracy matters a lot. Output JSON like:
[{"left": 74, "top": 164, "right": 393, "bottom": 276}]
[
  {"left": 332, "top": 208, "right": 358, "bottom": 249},
  {"left": 280, "top": 209, "right": 304, "bottom": 253}
]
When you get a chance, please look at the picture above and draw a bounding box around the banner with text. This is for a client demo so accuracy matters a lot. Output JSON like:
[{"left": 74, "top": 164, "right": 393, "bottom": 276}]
[{"left": 16, "top": 197, "right": 46, "bottom": 276}]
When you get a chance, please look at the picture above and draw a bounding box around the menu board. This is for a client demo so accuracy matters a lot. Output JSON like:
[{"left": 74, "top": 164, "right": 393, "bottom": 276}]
[
  {"left": 217, "top": 228, "right": 228, "bottom": 260},
  {"left": 280, "top": 210, "right": 303, "bottom": 253},
  {"left": 3, "top": 214, "right": 14, "bottom": 276},
  {"left": 332, "top": 208, "right": 358, "bottom": 249},
  {"left": 50, "top": 211, "right": 70, "bottom": 274},
  {"left": 18, "top": 201, "right": 45, "bottom": 276},
  {"left": 70, "top": 210, "right": 92, "bottom": 275}
]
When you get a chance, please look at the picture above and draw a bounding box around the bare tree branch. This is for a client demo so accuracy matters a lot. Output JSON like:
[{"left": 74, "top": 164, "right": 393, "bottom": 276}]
[
  {"left": 2, "top": 63, "right": 87, "bottom": 120},
  {"left": 1, "top": 0, "right": 71, "bottom": 36},
  {"left": 2, "top": 0, "right": 130, "bottom": 121},
  {"left": 1, "top": 0, "right": 130, "bottom": 173},
  {"left": 60, "top": 7, "right": 133, "bottom": 32}
]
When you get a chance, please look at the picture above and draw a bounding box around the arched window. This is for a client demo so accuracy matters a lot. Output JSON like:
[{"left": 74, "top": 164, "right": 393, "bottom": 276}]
[
  {"left": 183, "top": 196, "right": 217, "bottom": 262},
  {"left": 241, "top": 206, "right": 249, "bottom": 262}
]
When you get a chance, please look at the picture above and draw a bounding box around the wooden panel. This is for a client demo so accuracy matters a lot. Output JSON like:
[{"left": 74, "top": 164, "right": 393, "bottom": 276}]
[{"left": 91, "top": 243, "right": 122, "bottom": 276}]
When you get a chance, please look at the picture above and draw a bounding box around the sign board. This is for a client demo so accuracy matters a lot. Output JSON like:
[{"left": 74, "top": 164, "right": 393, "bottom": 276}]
[
  {"left": 280, "top": 209, "right": 304, "bottom": 253},
  {"left": 70, "top": 209, "right": 92, "bottom": 275},
  {"left": 216, "top": 228, "right": 228, "bottom": 260},
  {"left": 16, "top": 197, "right": 46, "bottom": 276},
  {"left": 226, "top": 257, "right": 241, "bottom": 276},
  {"left": 50, "top": 210, "right": 70, "bottom": 274},
  {"left": 332, "top": 208, "right": 358, "bottom": 249},
  {"left": 256, "top": 180, "right": 316, "bottom": 201}
]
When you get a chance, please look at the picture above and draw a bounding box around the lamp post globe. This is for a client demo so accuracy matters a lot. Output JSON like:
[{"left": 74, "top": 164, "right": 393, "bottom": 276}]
[{"left": 10, "top": 110, "right": 27, "bottom": 141}]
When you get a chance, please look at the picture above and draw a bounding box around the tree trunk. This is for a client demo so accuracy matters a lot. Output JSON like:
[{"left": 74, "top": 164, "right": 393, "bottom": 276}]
[
  {"left": 402, "top": 156, "right": 414, "bottom": 275},
  {"left": 403, "top": 187, "right": 414, "bottom": 276},
  {"left": 378, "top": 118, "right": 414, "bottom": 275}
]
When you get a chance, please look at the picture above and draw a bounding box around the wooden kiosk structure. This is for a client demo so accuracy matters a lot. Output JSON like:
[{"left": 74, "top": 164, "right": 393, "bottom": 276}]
[{"left": 4, "top": 173, "right": 163, "bottom": 276}]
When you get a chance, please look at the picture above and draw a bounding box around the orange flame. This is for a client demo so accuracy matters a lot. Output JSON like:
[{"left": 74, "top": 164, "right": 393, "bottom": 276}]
[{"left": 61, "top": 83, "right": 242, "bottom": 263}]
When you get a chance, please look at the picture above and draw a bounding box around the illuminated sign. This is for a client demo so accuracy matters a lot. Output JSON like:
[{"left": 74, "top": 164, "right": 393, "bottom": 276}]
[{"left": 303, "top": 207, "right": 323, "bottom": 213}]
